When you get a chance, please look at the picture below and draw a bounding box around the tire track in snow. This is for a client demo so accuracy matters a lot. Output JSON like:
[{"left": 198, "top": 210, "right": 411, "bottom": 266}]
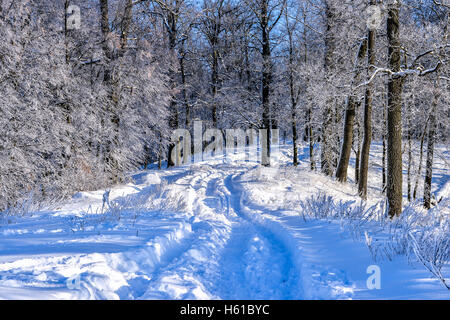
[
  {"left": 138, "top": 165, "right": 234, "bottom": 299},
  {"left": 0, "top": 162, "right": 303, "bottom": 299},
  {"left": 208, "top": 172, "right": 303, "bottom": 299},
  {"left": 231, "top": 169, "right": 357, "bottom": 300},
  {"left": 68, "top": 166, "right": 227, "bottom": 299},
  {"left": 139, "top": 164, "right": 303, "bottom": 299}
]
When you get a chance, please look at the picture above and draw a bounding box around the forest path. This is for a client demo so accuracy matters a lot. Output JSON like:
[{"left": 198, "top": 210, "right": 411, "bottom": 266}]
[
  {"left": 137, "top": 160, "right": 303, "bottom": 299},
  {"left": 211, "top": 172, "right": 302, "bottom": 299}
]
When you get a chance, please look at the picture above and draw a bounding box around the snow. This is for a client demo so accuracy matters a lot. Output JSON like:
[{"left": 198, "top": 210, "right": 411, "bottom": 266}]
[{"left": 0, "top": 144, "right": 448, "bottom": 300}]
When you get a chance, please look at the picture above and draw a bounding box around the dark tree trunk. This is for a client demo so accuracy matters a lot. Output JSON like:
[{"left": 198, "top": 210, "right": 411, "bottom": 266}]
[
  {"left": 308, "top": 108, "right": 315, "bottom": 171},
  {"left": 179, "top": 41, "right": 190, "bottom": 128},
  {"left": 413, "top": 117, "right": 428, "bottom": 200},
  {"left": 355, "top": 118, "right": 361, "bottom": 185},
  {"left": 424, "top": 85, "right": 438, "bottom": 209},
  {"left": 301, "top": 10, "right": 315, "bottom": 171},
  {"left": 261, "top": 0, "right": 271, "bottom": 167},
  {"left": 100, "top": 0, "right": 112, "bottom": 60},
  {"left": 157, "top": 133, "right": 163, "bottom": 170},
  {"left": 167, "top": 10, "right": 179, "bottom": 168},
  {"left": 202, "top": 0, "right": 224, "bottom": 127},
  {"left": 336, "top": 96, "right": 356, "bottom": 181},
  {"left": 291, "top": 103, "right": 298, "bottom": 167},
  {"left": 100, "top": 0, "right": 122, "bottom": 182},
  {"left": 335, "top": 37, "right": 367, "bottom": 182},
  {"left": 333, "top": 104, "right": 341, "bottom": 170},
  {"left": 321, "top": 108, "right": 334, "bottom": 175},
  {"left": 120, "top": 0, "right": 133, "bottom": 51},
  {"left": 64, "top": 0, "right": 70, "bottom": 64},
  {"left": 167, "top": 95, "right": 179, "bottom": 168},
  {"left": 386, "top": 2, "right": 404, "bottom": 217},
  {"left": 359, "top": 15, "right": 376, "bottom": 199},
  {"left": 286, "top": 15, "right": 298, "bottom": 167},
  {"left": 211, "top": 46, "right": 219, "bottom": 127},
  {"left": 382, "top": 100, "right": 387, "bottom": 193},
  {"left": 423, "top": 11, "right": 448, "bottom": 206},
  {"left": 407, "top": 115, "right": 412, "bottom": 202}
]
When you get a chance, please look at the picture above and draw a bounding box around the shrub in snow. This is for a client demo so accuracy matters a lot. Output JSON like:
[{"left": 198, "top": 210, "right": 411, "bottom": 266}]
[{"left": 299, "top": 194, "right": 450, "bottom": 289}]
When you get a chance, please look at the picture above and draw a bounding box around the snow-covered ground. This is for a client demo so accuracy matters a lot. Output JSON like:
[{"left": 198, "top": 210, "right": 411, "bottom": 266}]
[{"left": 0, "top": 143, "right": 448, "bottom": 300}]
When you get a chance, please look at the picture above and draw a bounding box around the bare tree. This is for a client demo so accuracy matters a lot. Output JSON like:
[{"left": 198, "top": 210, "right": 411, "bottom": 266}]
[
  {"left": 358, "top": 0, "right": 377, "bottom": 199},
  {"left": 335, "top": 38, "right": 367, "bottom": 182},
  {"left": 245, "top": 0, "right": 285, "bottom": 166},
  {"left": 321, "top": 0, "right": 337, "bottom": 176},
  {"left": 386, "top": 0, "right": 404, "bottom": 217}
]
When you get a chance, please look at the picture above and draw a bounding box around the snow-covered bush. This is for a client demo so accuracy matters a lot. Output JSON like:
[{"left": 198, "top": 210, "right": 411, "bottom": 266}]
[{"left": 299, "top": 194, "right": 450, "bottom": 289}]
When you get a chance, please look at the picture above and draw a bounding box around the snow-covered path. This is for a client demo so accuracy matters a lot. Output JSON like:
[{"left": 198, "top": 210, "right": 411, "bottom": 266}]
[
  {"left": 212, "top": 173, "right": 301, "bottom": 300},
  {"left": 0, "top": 146, "right": 448, "bottom": 300},
  {"left": 139, "top": 165, "right": 303, "bottom": 300}
]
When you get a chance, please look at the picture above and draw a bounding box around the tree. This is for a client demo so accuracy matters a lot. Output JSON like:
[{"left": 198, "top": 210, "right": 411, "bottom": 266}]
[
  {"left": 321, "top": 0, "right": 338, "bottom": 176},
  {"left": 335, "top": 38, "right": 367, "bottom": 182},
  {"left": 284, "top": 3, "right": 301, "bottom": 166},
  {"left": 200, "top": 0, "right": 228, "bottom": 127},
  {"left": 423, "top": 4, "right": 448, "bottom": 208},
  {"left": 358, "top": 0, "right": 377, "bottom": 199},
  {"left": 386, "top": 0, "right": 404, "bottom": 217},
  {"left": 246, "top": 0, "right": 285, "bottom": 166}
]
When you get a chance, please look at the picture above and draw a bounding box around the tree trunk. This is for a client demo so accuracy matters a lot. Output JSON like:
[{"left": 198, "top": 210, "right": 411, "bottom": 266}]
[
  {"left": 120, "top": 0, "right": 133, "bottom": 51},
  {"left": 355, "top": 117, "right": 361, "bottom": 184},
  {"left": 358, "top": 15, "right": 376, "bottom": 199},
  {"left": 157, "top": 132, "right": 163, "bottom": 170},
  {"left": 321, "top": 1, "right": 337, "bottom": 176},
  {"left": 286, "top": 14, "right": 298, "bottom": 167},
  {"left": 321, "top": 108, "right": 334, "bottom": 175},
  {"left": 302, "top": 8, "right": 315, "bottom": 171},
  {"left": 407, "top": 115, "right": 412, "bottom": 202},
  {"left": 291, "top": 100, "right": 298, "bottom": 167},
  {"left": 64, "top": 0, "right": 70, "bottom": 64},
  {"left": 179, "top": 41, "right": 190, "bottom": 128},
  {"left": 386, "top": 1, "right": 404, "bottom": 217},
  {"left": 167, "top": 97, "right": 179, "bottom": 168},
  {"left": 336, "top": 96, "right": 356, "bottom": 181},
  {"left": 167, "top": 10, "right": 179, "bottom": 168},
  {"left": 100, "top": 0, "right": 113, "bottom": 61},
  {"left": 261, "top": 0, "right": 271, "bottom": 167},
  {"left": 423, "top": 9, "right": 447, "bottom": 207},
  {"left": 382, "top": 99, "right": 387, "bottom": 193},
  {"left": 335, "top": 36, "right": 369, "bottom": 182},
  {"left": 211, "top": 44, "right": 219, "bottom": 127},
  {"left": 424, "top": 83, "right": 438, "bottom": 209},
  {"left": 100, "top": 0, "right": 121, "bottom": 182},
  {"left": 413, "top": 117, "right": 428, "bottom": 200},
  {"left": 308, "top": 108, "right": 315, "bottom": 170}
]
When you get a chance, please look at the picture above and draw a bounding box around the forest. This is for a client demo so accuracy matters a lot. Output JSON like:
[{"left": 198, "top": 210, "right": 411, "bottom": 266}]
[
  {"left": 0, "top": 0, "right": 449, "bottom": 300},
  {"left": 0, "top": 0, "right": 448, "bottom": 216}
]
